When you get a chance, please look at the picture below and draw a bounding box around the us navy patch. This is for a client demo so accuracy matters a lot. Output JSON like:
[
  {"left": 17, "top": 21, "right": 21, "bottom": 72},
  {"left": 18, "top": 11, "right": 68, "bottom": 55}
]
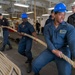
[{"left": 59, "top": 30, "right": 67, "bottom": 34}]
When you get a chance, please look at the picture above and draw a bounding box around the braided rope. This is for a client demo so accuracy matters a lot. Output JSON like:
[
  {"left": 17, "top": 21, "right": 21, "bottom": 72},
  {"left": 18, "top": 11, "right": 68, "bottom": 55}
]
[
  {"left": 24, "top": 33, "right": 75, "bottom": 68},
  {"left": 0, "top": 51, "right": 21, "bottom": 75},
  {"left": 1, "top": 26, "right": 75, "bottom": 68}
]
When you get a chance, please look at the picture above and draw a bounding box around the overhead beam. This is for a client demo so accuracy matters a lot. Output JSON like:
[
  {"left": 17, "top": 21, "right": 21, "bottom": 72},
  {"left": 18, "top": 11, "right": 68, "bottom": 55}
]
[
  {"left": 27, "top": 0, "right": 49, "bottom": 8},
  {"left": 0, "top": 0, "right": 10, "bottom": 5}
]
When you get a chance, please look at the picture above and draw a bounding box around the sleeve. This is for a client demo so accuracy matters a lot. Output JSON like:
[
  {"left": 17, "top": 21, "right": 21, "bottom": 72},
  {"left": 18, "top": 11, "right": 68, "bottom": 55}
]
[
  {"left": 44, "top": 26, "right": 56, "bottom": 51},
  {"left": 29, "top": 24, "right": 35, "bottom": 33},
  {"left": 0, "top": 20, "right": 2, "bottom": 26},
  {"left": 67, "top": 16, "right": 70, "bottom": 23},
  {"left": 45, "top": 20, "right": 48, "bottom": 26},
  {"left": 67, "top": 16, "right": 72, "bottom": 24},
  {"left": 17, "top": 25, "right": 21, "bottom": 33},
  {"left": 67, "top": 16, "right": 74, "bottom": 25},
  {"left": 38, "top": 23, "right": 40, "bottom": 27},
  {"left": 67, "top": 26, "right": 75, "bottom": 58}
]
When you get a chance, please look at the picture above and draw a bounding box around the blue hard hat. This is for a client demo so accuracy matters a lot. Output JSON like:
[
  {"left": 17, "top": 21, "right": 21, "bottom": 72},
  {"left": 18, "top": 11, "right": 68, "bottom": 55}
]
[
  {"left": 21, "top": 13, "right": 28, "bottom": 18},
  {"left": 54, "top": 3, "right": 67, "bottom": 12}
]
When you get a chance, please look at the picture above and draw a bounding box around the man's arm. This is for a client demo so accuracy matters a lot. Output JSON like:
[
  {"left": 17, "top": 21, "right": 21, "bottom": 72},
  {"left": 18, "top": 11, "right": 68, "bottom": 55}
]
[
  {"left": 5, "top": 18, "right": 9, "bottom": 26},
  {"left": 17, "top": 25, "right": 23, "bottom": 36},
  {"left": 32, "top": 32, "right": 37, "bottom": 38},
  {"left": 29, "top": 24, "right": 37, "bottom": 38},
  {"left": 44, "top": 25, "right": 62, "bottom": 57},
  {"left": 67, "top": 16, "right": 74, "bottom": 26},
  {"left": 45, "top": 19, "right": 48, "bottom": 26},
  {"left": 44, "top": 25, "right": 56, "bottom": 51},
  {"left": 67, "top": 25, "right": 75, "bottom": 58},
  {"left": 67, "top": 16, "right": 70, "bottom": 23}
]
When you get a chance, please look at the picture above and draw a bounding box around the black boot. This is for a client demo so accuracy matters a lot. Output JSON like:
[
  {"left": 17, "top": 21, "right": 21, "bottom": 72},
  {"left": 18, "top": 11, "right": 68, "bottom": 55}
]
[
  {"left": 25, "top": 59, "right": 29, "bottom": 63},
  {"left": 0, "top": 45, "right": 5, "bottom": 52},
  {"left": 34, "top": 73, "right": 40, "bottom": 75},
  {"left": 25, "top": 58, "right": 33, "bottom": 63},
  {"left": 7, "top": 46, "right": 12, "bottom": 50},
  {"left": 26, "top": 62, "right": 32, "bottom": 73},
  {"left": 9, "top": 46, "right": 12, "bottom": 49}
]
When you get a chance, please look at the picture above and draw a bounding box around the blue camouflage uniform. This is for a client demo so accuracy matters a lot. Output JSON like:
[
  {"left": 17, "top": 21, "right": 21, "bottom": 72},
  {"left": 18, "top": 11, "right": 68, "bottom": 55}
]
[
  {"left": 18, "top": 21, "right": 35, "bottom": 61},
  {"left": 32, "top": 21, "right": 75, "bottom": 75}
]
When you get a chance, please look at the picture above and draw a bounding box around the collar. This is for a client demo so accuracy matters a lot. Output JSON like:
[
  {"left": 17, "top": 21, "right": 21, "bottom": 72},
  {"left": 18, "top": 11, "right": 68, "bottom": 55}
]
[
  {"left": 60, "top": 21, "right": 66, "bottom": 26},
  {"left": 50, "top": 21, "right": 66, "bottom": 30},
  {"left": 52, "top": 21, "right": 66, "bottom": 26}
]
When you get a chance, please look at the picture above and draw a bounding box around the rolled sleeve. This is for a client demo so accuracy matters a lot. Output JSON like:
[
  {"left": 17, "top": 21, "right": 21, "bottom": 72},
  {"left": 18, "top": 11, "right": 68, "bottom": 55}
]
[{"left": 44, "top": 26, "right": 56, "bottom": 51}]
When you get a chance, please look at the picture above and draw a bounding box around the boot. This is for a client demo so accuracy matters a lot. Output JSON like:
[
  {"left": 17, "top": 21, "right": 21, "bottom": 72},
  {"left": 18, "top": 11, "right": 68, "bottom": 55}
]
[
  {"left": 34, "top": 73, "right": 40, "bottom": 75},
  {"left": 9, "top": 46, "right": 12, "bottom": 49},
  {"left": 25, "top": 58, "right": 33, "bottom": 63},
  {"left": 26, "top": 62, "right": 32, "bottom": 73},
  {"left": 7, "top": 46, "right": 12, "bottom": 50},
  {"left": 25, "top": 59, "right": 29, "bottom": 63},
  {"left": 0, "top": 45, "right": 5, "bottom": 52}
]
